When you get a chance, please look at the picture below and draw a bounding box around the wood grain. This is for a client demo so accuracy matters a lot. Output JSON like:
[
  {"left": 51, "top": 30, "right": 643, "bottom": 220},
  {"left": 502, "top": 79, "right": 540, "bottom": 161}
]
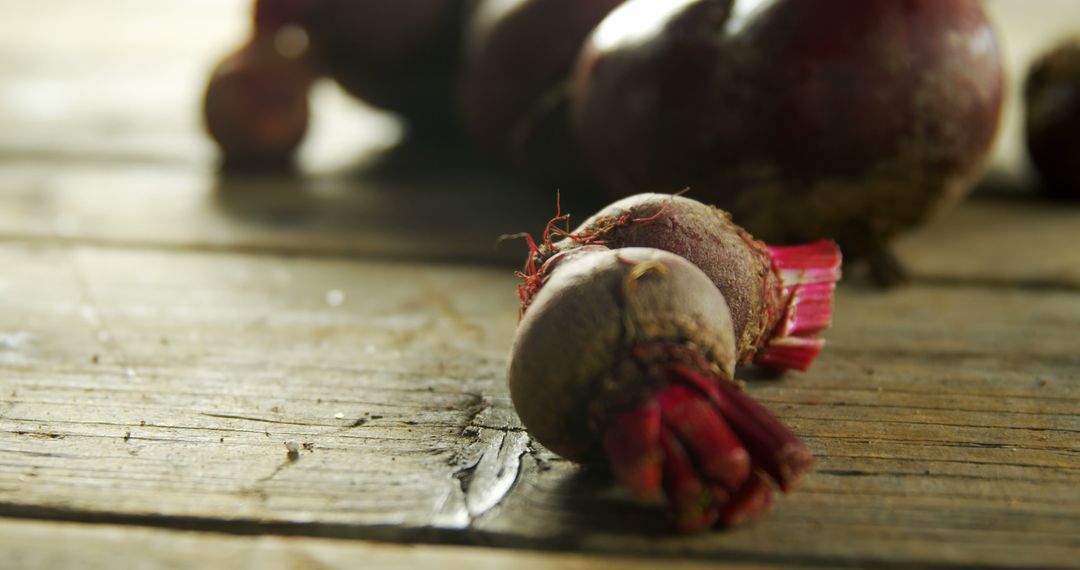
[
  {"left": 1, "top": 1, "right": 1079, "bottom": 569},
  {"left": 0, "top": 239, "right": 1076, "bottom": 568},
  {"left": 5, "top": 518, "right": 787, "bottom": 570}
]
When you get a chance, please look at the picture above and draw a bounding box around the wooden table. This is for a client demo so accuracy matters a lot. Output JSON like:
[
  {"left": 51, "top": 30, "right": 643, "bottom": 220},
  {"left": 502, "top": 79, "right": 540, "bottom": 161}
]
[{"left": 2, "top": 2, "right": 1078, "bottom": 568}]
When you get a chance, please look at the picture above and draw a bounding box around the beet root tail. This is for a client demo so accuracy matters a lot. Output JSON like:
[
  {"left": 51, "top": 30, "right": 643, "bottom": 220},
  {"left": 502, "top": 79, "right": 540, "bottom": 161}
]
[
  {"left": 602, "top": 401, "right": 664, "bottom": 501},
  {"left": 718, "top": 469, "right": 774, "bottom": 527},
  {"left": 659, "top": 430, "right": 720, "bottom": 532},
  {"left": 670, "top": 366, "right": 815, "bottom": 492},
  {"left": 601, "top": 366, "right": 812, "bottom": 532},
  {"left": 657, "top": 384, "right": 750, "bottom": 491}
]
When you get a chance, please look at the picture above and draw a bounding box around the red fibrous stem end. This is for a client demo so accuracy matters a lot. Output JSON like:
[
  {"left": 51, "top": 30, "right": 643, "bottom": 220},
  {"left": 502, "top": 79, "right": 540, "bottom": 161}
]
[
  {"left": 755, "top": 336, "right": 825, "bottom": 372},
  {"left": 603, "top": 401, "right": 664, "bottom": 502},
  {"left": 660, "top": 431, "right": 720, "bottom": 532},
  {"left": 719, "top": 470, "right": 774, "bottom": 527},
  {"left": 600, "top": 362, "right": 813, "bottom": 532},
  {"left": 758, "top": 240, "right": 842, "bottom": 371},
  {"left": 657, "top": 384, "right": 750, "bottom": 491},
  {"left": 511, "top": 193, "right": 573, "bottom": 316}
]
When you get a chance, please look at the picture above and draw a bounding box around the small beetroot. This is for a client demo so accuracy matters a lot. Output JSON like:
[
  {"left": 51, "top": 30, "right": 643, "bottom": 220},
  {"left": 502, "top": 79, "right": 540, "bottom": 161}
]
[
  {"left": 203, "top": 36, "right": 315, "bottom": 169},
  {"left": 1026, "top": 37, "right": 1080, "bottom": 200},
  {"left": 508, "top": 247, "right": 814, "bottom": 531},
  {"left": 204, "top": 1, "right": 317, "bottom": 169},
  {"left": 521, "top": 193, "right": 841, "bottom": 372}
]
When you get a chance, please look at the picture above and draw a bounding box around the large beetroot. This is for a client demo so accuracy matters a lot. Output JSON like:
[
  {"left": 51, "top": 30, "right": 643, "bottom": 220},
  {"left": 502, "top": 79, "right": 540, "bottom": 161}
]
[
  {"left": 509, "top": 247, "right": 815, "bottom": 531},
  {"left": 572, "top": 0, "right": 1005, "bottom": 283},
  {"left": 460, "top": 0, "right": 624, "bottom": 162},
  {"left": 1026, "top": 37, "right": 1080, "bottom": 200},
  {"left": 306, "top": 0, "right": 470, "bottom": 129}
]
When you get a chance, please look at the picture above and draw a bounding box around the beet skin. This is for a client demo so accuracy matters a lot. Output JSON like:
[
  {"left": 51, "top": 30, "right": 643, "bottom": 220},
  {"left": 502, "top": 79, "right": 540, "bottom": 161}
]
[
  {"left": 509, "top": 247, "right": 736, "bottom": 461},
  {"left": 306, "top": 0, "right": 470, "bottom": 128},
  {"left": 460, "top": 0, "right": 624, "bottom": 159},
  {"left": 203, "top": 37, "right": 314, "bottom": 169},
  {"left": 1026, "top": 37, "right": 1080, "bottom": 200},
  {"left": 572, "top": 0, "right": 1005, "bottom": 282}
]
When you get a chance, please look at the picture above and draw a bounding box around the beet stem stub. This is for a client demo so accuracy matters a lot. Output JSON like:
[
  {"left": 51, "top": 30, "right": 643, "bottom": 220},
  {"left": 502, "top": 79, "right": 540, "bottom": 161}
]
[
  {"left": 659, "top": 429, "right": 720, "bottom": 533},
  {"left": 755, "top": 336, "right": 825, "bottom": 373},
  {"left": 767, "top": 241, "right": 843, "bottom": 288},
  {"left": 670, "top": 366, "right": 815, "bottom": 492},
  {"left": 718, "top": 470, "right": 774, "bottom": 527},
  {"left": 602, "top": 401, "right": 664, "bottom": 501},
  {"left": 656, "top": 384, "right": 750, "bottom": 492}
]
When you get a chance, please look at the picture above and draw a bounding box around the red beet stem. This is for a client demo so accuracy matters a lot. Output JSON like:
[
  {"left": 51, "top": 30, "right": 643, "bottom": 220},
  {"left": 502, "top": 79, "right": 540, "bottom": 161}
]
[
  {"left": 670, "top": 366, "right": 815, "bottom": 492},
  {"left": 602, "top": 401, "right": 664, "bottom": 501},
  {"left": 660, "top": 429, "right": 720, "bottom": 533},
  {"left": 758, "top": 240, "right": 841, "bottom": 371},
  {"left": 756, "top": 336, "right": 826, "bottom": 372},
  {"left": 779, "top": 281, "right": 836, "bottom": 338},
  {"left": 767, "top": 240, "right": 843, "bottom": 287},
  {"left": 718, "top": 470, "right": 774, "bottom": 527},
  {"left": 656, "top": 384, "right": 750, "bottom": 492}
]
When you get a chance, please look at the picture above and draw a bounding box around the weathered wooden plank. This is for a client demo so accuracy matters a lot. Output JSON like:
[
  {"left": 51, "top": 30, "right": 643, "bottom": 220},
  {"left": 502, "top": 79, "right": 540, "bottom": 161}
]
[
  {"left": 3, "top": 157, "right": 1080, "bottom": 290},
  {"left": 894, "top": 198, "right": 1080, "bottom": 289},
  {"left": 0, "top": 156, "right": 576, "bottom": 267},
  {"left": 1, "top": 2, "right": 1079, "bottom": 569},
  {"left": 0, "top": 242, "right": 526, "bottom": 531},
  {"left": 1, "top": 240, "right": 1077, "bottom": 568},
  {"left": 4, "top": 519, "right": 792, "bottom": 570}
]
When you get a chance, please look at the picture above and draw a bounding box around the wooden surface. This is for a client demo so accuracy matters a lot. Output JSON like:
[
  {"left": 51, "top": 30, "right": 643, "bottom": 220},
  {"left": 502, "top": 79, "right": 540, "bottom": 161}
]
[{"left": 2, "top": 1, "right": 1079, "bottom": 569}]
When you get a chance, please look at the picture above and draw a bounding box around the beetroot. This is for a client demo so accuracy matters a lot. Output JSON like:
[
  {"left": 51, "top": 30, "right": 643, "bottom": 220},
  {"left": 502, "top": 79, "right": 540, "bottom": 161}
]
[
  {"left": 572, "top": 0, "right": 1005, "bottom": 284},
  {"left": 305, "top": 0, "right": 470, "bottom": 128},
  {"left": 460, "top": 0, "right": 624, "bottom": 161},
  {"left": 1026, "top": 37, "right": 1080, "bottom": 200},
  {"left": 203, "top": 35, "right": 314, "bottom": 169},
  {"left": 508, "top": 247, "right": 814, "bottom": 531},
  {"left": 521, "top": 194, "right": 841, "bottom": 371}
]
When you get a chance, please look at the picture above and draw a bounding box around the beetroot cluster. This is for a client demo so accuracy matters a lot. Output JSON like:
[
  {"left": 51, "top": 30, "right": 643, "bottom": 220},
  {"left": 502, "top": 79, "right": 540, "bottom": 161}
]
[
  {"left": 508, "top": 193, "right": 840, "bottom": 532},
  {"left": 204, "top": 0, "right": 1004, "bottom": 283},
  {"left": 200, "top": 0, "right": 1007, "bottom": 532}
]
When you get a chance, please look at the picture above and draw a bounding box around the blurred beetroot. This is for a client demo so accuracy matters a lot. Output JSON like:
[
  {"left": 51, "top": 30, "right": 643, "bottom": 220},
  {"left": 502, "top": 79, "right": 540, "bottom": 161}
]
[
  {"left": 306, "top": 0, "right": 471, "bottom": 129},
  {"left": 1026, "top": 37, "right": 1080, "bottom": 200},
  {"left": 461, "top": 0, "right": 624, "bottom": 163},
  {"left": 203, "top": 36, "right": 314, "bottom": 169},
  {"left": 572, "top": 0, "right": 1006, "bottom": 283}
]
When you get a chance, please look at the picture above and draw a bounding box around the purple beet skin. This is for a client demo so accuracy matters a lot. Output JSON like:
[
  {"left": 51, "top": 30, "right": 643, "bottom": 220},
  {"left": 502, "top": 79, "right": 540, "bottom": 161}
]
[
  {"left": 305, "top": 0, "right": 471, "bottom": 129},
  {"left": 572, "top": 0, "right": 1006, "bottom": 284},
  {"left": 460, "top": 0, "right": 624, "bottom": 159},
  {"left": 1026, "top": 37, "right": 1080, "bottom": 200}
]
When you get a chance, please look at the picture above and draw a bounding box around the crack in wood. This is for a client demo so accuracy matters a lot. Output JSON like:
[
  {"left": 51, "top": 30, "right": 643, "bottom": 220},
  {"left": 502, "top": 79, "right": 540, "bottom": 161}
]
[
  {"left": 199, "top": 413, "right": 336, "bottom": 428},
  {"left": 777, "top": 414, "right": 1080, "bottom": 434},
  {"left": 815, "top": 468, "right": 1077, "bottom": 483},
  {"left": 449, "top": 430, "right": 531, "bottom": 527}
]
